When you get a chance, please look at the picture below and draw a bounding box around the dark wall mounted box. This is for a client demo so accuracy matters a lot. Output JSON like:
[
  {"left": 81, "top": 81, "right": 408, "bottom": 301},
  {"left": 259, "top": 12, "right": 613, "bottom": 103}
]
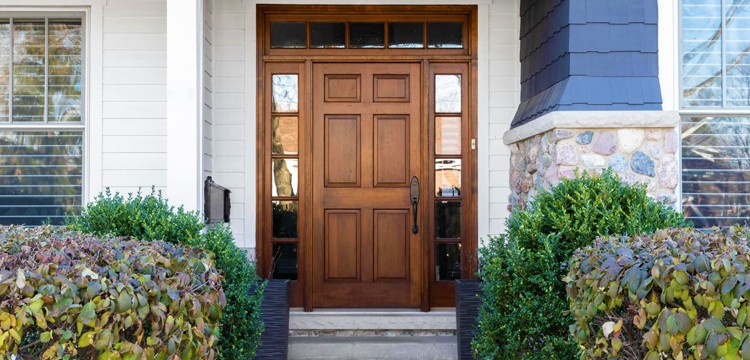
[{"left": 204, "top": 176, "right": 231, "bottom": 224}]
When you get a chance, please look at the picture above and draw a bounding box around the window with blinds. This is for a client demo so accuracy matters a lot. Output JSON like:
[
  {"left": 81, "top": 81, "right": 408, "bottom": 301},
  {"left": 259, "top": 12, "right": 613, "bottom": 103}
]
[
  {"left": 0, "top": 17, "right": 84, "bottom": 226},
  {"left": 682, "top": 0, "right": 750, "bottom": 227}
]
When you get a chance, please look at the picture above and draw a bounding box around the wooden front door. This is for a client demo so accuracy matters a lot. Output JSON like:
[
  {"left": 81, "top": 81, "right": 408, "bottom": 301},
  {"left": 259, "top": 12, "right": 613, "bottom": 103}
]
[
  {"left": 312, "top": 63, "right": 423, "bottom": 308},
  {"left": 257, "top": 5, "right": 478, "bottom": 310}
]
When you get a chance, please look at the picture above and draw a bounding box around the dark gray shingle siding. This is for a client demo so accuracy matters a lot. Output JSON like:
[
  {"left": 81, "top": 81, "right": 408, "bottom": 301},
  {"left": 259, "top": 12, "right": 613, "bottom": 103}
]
[{"left": 512, "top": 0, "right": 662, "bottom": 128}]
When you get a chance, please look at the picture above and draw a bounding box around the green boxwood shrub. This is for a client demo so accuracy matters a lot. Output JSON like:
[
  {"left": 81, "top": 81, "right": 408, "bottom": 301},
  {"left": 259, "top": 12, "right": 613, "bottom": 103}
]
[
  {"left": 566, "top": 227, "right": 750, "bottom": 360},
  {"left": 473, "top": 169, "right": 688, "bottom": 359},
  {"left": 0, "top": 226, "right": 225, "bottom": 359},
  {"left": 69, "top": 188, "right": 263, "bottom": 360}
]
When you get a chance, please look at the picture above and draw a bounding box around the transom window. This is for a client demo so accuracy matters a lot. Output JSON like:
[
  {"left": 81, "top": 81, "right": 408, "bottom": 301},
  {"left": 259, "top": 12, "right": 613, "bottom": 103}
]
[
  {"left": 682, "top": 0, "right": 750, "bottom": 227},
  {"left": 269, "top": 21, "right": 465, "bottom": 50},
  {"left": 0, "top": 16, "right": 84, "bottom": 226}
]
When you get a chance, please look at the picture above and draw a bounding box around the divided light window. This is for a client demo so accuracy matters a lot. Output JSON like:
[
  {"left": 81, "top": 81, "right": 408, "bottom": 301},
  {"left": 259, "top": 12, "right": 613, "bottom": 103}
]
[
  {"left": 0, "top": 17, "right": 84, "bottom": 226},
  {"left": 682, "top": 0, "right": 750, "bottom": 227}
]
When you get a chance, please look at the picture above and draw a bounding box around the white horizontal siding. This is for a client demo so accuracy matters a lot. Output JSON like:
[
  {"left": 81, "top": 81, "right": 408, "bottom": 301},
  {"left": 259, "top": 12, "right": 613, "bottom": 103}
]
[
  {"left": 100, "top": 0, "right": 167, "bottom": 193},
  {"left": 203, "top": 0, "right": 215, "bottom": 181},
  {"left": 486, "top": 0, "right": 519, "bottom": 236},
  {"left": 213, "top": 0, "right": 247, "bottom": 247}
]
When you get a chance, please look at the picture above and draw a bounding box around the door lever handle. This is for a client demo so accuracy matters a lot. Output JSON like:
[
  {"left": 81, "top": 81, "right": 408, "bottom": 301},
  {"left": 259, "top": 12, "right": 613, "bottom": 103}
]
[{"left": 410, "top": 176, "right": 420, "bottom": 234}]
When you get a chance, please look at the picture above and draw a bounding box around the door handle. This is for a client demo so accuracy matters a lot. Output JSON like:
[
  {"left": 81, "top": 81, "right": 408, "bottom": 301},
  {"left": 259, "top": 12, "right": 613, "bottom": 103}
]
[{"left": 410, "top": 176, "right": 420, "bottom": 234}]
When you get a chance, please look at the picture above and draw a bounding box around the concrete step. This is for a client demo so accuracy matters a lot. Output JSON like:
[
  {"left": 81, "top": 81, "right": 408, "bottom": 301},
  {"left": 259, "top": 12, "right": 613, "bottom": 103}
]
[
  {"left": 288, "top": 309, "right": 457, "bottom": 359},
  {"left": 288, "top": 336, "right": 458, "bottom": 360}
]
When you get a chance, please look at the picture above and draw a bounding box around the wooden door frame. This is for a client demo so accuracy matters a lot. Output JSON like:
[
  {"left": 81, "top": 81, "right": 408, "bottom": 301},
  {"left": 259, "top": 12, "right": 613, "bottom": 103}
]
[{"left": 256, "top": 4, "right": 478, "bottom": 311}]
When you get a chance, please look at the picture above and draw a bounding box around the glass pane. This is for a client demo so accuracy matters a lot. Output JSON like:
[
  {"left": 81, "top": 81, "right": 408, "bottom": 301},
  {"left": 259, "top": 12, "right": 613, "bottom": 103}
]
[
  {"left": 272, "top": 74, "right": 298, "bottom": 112},
  {"left": 0, "top": 131, "right": 83, "bottom": 226},
  {"left": 435, "top": 201, "right": 461, "bottom": 238},
  {"left": 272, "top": 116, "right": 298, "bottom": 155},
  {"left": 310, "top": 22, "right": 345, "bottom": 49},
  {"left": 271, "top": 243, "right": 298, "bottom": 280},
  {"left": 13, "top": 21, "right": 46, "bottom": 122},
  {"left": 272, "top": 200, "right": 298, "bottom": 238},
  {"left": 725, "top": 0, "right": 750, "bottom": 106},
  {"left": 681, "top": 116, "right": 750, "bottom": 228},
  {"left": 682, "top": 0, "right": 722, "bottom": 107},
  {"left": 435, "top": 159, "right": 461, "bottom": 197},
  {"left": 428, "top": 22, "right": 463, "bottom": 48},
  {"left": 436, "top": 116, "right": 461, "bottom": 155},
  {"left": 388, "top": 22, "right": 423, "bottom": 48},
  {"left": 0, "top": 21, "right": 10, "bottom": 122},
  {"left": 48, "top": 20, "right": 82, "bottom": 122},
  {"left": 349, "top": 22, "right": 385, "bottom": 48},
  {"left": 270, "top": 22, "right": 306, "bottom": 48},
  {"left": 435, "top": 75, "right": 461, "bottom": 113},
  {"left": 436, "top": 243, "right": 461, "bottom": 281},
  {"left": 272, "top": 158, "right": 298, "bottom": 197}
]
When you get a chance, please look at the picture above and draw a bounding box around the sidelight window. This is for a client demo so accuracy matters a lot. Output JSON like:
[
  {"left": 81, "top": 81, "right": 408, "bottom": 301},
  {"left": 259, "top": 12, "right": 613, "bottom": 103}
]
[
  {"left": 434, "top": 74, "right": 463, "bottom": 281},
  {"left": 270, "top": 74, "right": 300, "bottom": 280},
  {"left": 0, "top": 17, "right": 84, "bottom": 226}
]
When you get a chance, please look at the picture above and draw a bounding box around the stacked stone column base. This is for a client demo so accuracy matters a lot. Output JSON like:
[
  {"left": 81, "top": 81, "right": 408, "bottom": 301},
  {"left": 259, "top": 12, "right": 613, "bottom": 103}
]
[{"left": 507, "top": 126, "right": 679, "bottom": 211}]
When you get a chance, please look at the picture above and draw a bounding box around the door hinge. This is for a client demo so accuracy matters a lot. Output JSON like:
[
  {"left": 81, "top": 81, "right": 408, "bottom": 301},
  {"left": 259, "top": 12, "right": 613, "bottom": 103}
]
[{"left": 471, "top": 138, "right": 476, "bottom": 150}]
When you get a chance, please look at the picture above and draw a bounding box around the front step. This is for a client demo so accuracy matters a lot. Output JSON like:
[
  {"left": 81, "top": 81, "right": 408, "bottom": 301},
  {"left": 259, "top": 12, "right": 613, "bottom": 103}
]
[
  {"left": 288, "top": 309, "right": 457, "bottom": 360},
  {"left": 289, "top": 336, "right": 457, "bottom": 360}
]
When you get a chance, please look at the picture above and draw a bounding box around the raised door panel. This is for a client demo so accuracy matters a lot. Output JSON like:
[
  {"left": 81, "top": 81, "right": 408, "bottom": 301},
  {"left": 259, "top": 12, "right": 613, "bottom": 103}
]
[
  {"left": 374, "top": 115, "right": 409, "bottom": 187},
  {"left": 325, "top": 74, "right": 361, "bottom": 102},
  {"left": 325, "top": 115, "right": 360, "bottom": 187},
  {"left": 374, "top": 210, "right": 409, "bottom": 281},
  {"left": 325, "top": 210, "right": 360, "bottom": 281},
  {"left": 373, "top": 74, "right": 410, "bottom": 102}
]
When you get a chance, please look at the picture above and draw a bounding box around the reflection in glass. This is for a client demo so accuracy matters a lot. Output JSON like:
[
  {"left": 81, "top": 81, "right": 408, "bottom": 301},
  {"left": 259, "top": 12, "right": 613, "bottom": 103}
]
[
  {"left": 310, "top": 22, "right": 345, "bottom": 48},
  {"left": 13, "top": 21, "right": 46, "bottom": 122},
  {"left": 272, "top": 116, "right": 298, "bottom": 155},
  {"left": 272, "top": 158, "right": 298, "bottom": 197},
  {"left": 681, "top": 116, "right": 750, "bottom": 227},
  {"left": 436, "top": 243, "right": 461, "bottom": 281},
  {"left": 388, "top": 22, "right": 424, "bottom": 48},
  {"left": 0, "top": 22, "right": 10, "bottom": 122},
  {"left": 0, "top": 131, "right": 83, "bottom": 225},
  {"left": 435, "top": 75, "right": 461, "bottom": 113},
  {"left": 271, "top": 243, "right": 298, "bottom": 280},
  {"left": 436, "top": 116, "right": 461, "bottom": 155},
  {"left": 272, "top": 74, "right": 298, "bottom": 112},
  {"left": 682, "top": 0, "right": 722, "bottom": 107},
  {"left": 270, "top": 22, "right": 306, "bottom": 48},
  {"left": 724, "top": 0, "right": 750, "bottom": 106},
  {"left": 272, "top": 201, "right": 298, "bottom": 238},
  {"left": 435, "top": 201, "right": 461, "bottom": 238},
  {"left": 428, "top": 22, "right": 463, "bottom": 48},
  {"left": 435, "top": 159, "right": 461, "bottom": 197},
  {"left": 48, "top": 20, "right": 82, "bottom": 122},
  {"left": 349, "top": 23, "right": 385, "bottom": 48}
]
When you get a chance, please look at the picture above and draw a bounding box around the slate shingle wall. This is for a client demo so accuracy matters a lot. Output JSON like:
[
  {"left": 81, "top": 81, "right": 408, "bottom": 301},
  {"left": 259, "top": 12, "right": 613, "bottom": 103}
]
[{"left": 513, "top": 0, "right": 662, "bottom": 128}]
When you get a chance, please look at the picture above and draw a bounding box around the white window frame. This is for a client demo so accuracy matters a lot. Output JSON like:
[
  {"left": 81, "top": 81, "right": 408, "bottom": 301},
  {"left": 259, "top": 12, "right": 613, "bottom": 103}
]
[{"left": 0, "top": 7, "right": 92, "bottom": 216}]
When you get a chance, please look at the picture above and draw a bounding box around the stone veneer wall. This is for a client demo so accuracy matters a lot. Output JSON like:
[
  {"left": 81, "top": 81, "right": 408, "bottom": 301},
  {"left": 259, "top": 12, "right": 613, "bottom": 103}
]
[{"left": 508, "top": 127, "right": 680, "bottom": 211}]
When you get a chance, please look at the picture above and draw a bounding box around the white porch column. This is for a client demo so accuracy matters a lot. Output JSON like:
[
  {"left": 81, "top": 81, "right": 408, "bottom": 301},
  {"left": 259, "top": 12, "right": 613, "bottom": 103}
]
[{"left": 166, "top": 0, "right": 202, "bottom": 211}]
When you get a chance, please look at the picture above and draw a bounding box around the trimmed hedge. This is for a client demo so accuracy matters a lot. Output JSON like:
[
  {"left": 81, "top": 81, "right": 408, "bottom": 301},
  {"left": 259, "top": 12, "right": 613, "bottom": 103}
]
[
  {"left": 473, "top": 170, "right": 688, "bottom": 359},
  {"left": 0, "top": 226, "right": 225, "bottom": 359},
  {"left": 567, "top": 227, "right": 750, "bottom": 360},
  {"left": 69, "top": 189, "right": 263, "bottom": 360}
]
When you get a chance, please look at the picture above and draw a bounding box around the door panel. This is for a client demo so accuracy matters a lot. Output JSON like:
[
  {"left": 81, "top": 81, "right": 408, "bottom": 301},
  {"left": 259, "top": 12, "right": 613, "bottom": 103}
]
[
  {"left": 325, "top": 210, "right": 360, "bottom": 280},
  {"left": 374, "top": 115, "right": 410, "bottom": 186},
  {"left": 313, "top": 62, "right": 422, "bottom": 308},
  {"left": 325, "top": 115, "right": 361, "bottom": 187},
  {"left": 374, "top": 210, "right": 410, "bottom": 280}
]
